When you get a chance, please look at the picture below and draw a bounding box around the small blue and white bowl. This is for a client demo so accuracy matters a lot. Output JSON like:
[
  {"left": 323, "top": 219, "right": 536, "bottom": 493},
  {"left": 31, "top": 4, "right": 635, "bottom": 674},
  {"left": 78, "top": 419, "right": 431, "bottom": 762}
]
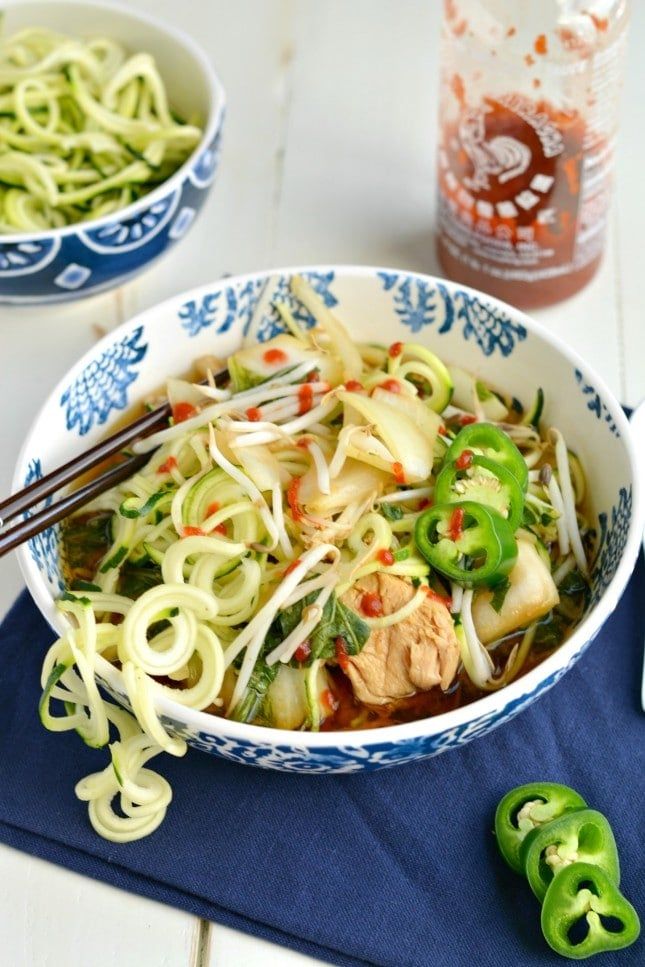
[
  {"left": 14, "top": 267, "right": 643, "bottom": 772},
  {"left": 0, "top": 1, "right": 225, "bottom": 304}
]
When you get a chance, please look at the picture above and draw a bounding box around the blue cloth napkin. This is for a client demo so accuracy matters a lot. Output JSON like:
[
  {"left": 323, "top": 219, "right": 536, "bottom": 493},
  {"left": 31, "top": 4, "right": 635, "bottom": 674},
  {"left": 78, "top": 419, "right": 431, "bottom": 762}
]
[{"left": 0, "top": 560, "right": 643, "bottom": 967}]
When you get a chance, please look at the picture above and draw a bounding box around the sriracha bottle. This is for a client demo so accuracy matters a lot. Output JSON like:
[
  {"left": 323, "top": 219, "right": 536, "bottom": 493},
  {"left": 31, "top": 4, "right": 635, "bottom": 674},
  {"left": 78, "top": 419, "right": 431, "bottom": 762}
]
[{"left": 436, "top": 1, "right": 629, "bottom": 308}]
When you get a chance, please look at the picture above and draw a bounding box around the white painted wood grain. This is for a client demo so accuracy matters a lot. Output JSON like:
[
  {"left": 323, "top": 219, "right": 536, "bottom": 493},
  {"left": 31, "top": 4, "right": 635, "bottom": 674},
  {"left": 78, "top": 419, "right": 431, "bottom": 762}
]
[
  {"left": 116, "top": 0, "right": 297, "bottom": 320},
  {"left": 0, "top": 845, "right": 198, "bottom": 967},
  {"left": 207, "top": 924, "right": 323, "bottom": 967},
  {"left": 615, "top": 0, "right": 645, "bottom": 407}
]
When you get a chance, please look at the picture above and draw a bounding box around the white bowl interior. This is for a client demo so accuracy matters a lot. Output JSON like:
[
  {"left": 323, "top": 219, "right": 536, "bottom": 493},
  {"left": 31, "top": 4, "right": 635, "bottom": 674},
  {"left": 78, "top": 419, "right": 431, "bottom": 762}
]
[{"left": 3, "top": 1, "right": 215, "bottom": 134}]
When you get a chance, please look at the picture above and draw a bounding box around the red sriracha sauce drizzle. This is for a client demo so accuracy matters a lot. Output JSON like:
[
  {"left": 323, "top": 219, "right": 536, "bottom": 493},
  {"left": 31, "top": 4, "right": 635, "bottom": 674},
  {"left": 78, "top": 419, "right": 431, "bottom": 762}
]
[
  {"left": 245, "top": 406, "right": 262, "bottom": 422},
  {"left": 213, "top": 523, "right": 227, "bottom": 535},
  {"left": 298, "top": 383, "right": 314, "bottom": 415},
  {"left": 182, "top": 525, "right": 204, "bottom": 537},
  {"left": 335, "top": 635, "right": 350, "bottom": 672},
  {"left": 419, "top": 497, "right": 433, "bottom": 510},
  {"left": 448, "top": 506, "right": 465, "bottom": 542},
  {"left": 157, "top": 456, "right": 177, "bottom": 474},
  {"left": 455, "top": 449, "right": 474, "bottom": 470},
  {"left": 283, "top": 558, "right": 302, "bottom": 577},
  {"left": 377, "top": 548, "right": 394, "bottom": 566},
  {"left": 172, "top": 401, "right": 197, "bottom": 423},
  {"left": 345, "top": 379, "right": 363, "bottom": 392},
  {"left": 360, "top": 592, "right": 383, "bottom": 617},
  {"left": 380, "top": 379, "right": 401, "bottom": 394},
  {"left": 206, "top": 502, "right": 220, "bottom": 517},
  {"left": 306, "top": 369, "right": 320, "bottom": 383},
  {"left": 293, "top": 640, "right": 311, "bottom": 662},
  {"left": 425, "top": 587, "right": 452, "bottom": 608},
  {"left": 458, "top": 413, "right": 477, "bottom": 426},
  {"left": 388, "top": 341, "right": 404, "bottom": 358},
  {"left": 287, "top": 477, "right": 303, "bottom": 521},
  {"left": 392, "top": 461, "right": 406, "bottom": 485},
  {"left": 263, "top": 347, "right": 288, "bottom": 366}
]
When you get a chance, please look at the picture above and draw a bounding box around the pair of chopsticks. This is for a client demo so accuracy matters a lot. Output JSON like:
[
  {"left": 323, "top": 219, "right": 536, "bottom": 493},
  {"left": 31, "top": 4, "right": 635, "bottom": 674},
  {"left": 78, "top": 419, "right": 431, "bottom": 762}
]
[{"left": 0, "top": 367, "right": 229, "bottom": 559}]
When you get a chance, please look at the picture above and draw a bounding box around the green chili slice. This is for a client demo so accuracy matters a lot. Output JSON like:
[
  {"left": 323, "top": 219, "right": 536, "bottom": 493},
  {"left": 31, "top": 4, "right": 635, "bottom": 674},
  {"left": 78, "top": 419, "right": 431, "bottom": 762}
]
[
  {"left": 521, "top": 808, "right": 620, "bottom": 902},
  {"left": 444, "top": 423, "right": 528, "bottom": 492},
  {"left": 541, "top": 862, "right": 640, "bottom": 959},
  {"left": 414, "top": 500, "right": 517, "bottom": 587},
  {"left": 494, "top": 782, "right": 587, "bottom": 874},
  {"left": 435, "top": 453, "right": 524, "bottom": 531}
]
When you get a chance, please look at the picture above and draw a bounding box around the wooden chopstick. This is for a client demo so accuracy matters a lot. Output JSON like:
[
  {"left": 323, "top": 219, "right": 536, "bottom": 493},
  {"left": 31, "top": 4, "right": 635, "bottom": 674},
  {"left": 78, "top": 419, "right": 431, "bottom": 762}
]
[
  {"left": 0, "top": 453, "right": 149, "bottom": 558},
  {"left": 0, "top": 366, "right": 229, "bottom": 529}
]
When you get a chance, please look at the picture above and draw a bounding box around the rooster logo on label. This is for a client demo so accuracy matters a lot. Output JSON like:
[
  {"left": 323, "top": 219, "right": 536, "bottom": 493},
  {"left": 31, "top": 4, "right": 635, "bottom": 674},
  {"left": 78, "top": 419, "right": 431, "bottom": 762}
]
[{"left": 459, "top": 107, "right": 532, "bottom": 192}]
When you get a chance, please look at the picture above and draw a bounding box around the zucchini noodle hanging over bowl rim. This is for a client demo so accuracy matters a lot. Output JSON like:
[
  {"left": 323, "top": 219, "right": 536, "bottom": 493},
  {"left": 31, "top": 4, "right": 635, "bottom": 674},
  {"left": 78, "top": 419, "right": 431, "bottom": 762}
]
[
  {"left": 42, "top": 275, "right": 595, "bottom": 843},
  {"left": 0, "top": 24, "right": 203, "bottom": 231}
]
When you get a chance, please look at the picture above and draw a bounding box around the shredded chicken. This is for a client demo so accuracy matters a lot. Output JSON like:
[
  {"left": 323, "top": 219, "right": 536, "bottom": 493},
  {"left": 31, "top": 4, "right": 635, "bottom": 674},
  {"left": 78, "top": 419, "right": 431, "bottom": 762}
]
[{"left": 341, "top": 573, "right": 460, "bottom": 705}]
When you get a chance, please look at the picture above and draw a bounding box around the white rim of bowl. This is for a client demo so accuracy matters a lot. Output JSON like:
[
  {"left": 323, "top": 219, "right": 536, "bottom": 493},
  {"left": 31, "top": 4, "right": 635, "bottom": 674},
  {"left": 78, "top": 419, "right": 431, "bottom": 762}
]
[
  {"left": 0, "top": 0, "right": 226, "bottom": 245},
  {"left": 14, "top": 265, "right": 644, "bottom": 750}
]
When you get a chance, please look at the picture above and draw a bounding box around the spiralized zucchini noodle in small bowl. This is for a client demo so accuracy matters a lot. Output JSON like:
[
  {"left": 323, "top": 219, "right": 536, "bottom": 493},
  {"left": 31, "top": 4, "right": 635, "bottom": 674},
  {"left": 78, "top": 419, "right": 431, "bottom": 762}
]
[
  {"left": 0, "top": 1, "right": 224, "bottom": 302},
  {"left": 0, "top": 25, "right": 202, "bottom": 231},
  {"left": 16, "top": 266, "right": 641, "bottom": 843}
]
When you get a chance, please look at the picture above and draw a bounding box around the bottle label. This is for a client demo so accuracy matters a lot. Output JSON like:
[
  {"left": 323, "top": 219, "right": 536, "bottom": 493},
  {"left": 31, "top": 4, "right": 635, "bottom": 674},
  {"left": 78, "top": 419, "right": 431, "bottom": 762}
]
[{"left": 437, "top": 89, "right": 610, "bottom": 283}]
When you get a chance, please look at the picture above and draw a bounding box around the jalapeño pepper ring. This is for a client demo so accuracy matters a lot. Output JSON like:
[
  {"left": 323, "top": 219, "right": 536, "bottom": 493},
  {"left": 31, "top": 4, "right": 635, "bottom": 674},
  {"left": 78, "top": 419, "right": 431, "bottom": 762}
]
[
  {"left": 414, "top": 500, "right": 517, "bottom": 588},
  {"left": 541, "top": 862, "right": 640, "bottom": 959},
  {"left": 435, "top": 453, "right": 525, "bottom": 531},
  {"left": 494, "top": 781, "right": 587, "bottom": 874},
  {"left": 444, "top": 422, "right": 528, "bottom": 492},
  {"left": 521, "top": 808, "right": 620, "bottom": 902}
]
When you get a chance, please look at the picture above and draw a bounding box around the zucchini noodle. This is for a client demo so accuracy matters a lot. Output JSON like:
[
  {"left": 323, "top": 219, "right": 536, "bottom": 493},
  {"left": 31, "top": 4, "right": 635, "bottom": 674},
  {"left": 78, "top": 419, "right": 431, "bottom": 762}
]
[
  {"left": 42, "top": 274, "right": 592, "bottom": 843},
  {"left": 0, "top": 28, "right": 203, "bottom": 231}
]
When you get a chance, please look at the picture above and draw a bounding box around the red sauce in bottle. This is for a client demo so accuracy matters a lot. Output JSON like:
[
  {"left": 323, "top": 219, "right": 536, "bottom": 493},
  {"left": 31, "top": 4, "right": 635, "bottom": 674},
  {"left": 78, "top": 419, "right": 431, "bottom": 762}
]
[{"left": 436, "top": 3, "right": 627, "bottom": 309}]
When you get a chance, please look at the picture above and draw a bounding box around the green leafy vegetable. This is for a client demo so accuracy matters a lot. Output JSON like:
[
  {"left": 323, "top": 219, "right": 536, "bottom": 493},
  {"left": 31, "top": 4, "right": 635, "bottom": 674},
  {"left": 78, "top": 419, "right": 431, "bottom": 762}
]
[
  {"left": 558, "top": 569, "right": 588, "bottom": 597},
  {"left": 490, "top": 577, "right": 511, "bottom": 614},
  {"left": 229, "top": 661, "right": 279, "bottom": 724},
  {"left": 276, "top": 591, "right": 370, "bottom": 662},
  {"left": 380, "top": 502, "right": 403, "bottom": 521},
  {"left": 116, "top": 563, "right": 163, "bottom": 599}
]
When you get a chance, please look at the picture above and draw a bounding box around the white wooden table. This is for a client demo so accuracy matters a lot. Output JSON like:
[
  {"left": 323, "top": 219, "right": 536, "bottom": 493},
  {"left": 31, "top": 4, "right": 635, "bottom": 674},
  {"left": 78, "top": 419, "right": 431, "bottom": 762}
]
[{"left": 1, "top": 2, "right": 644, "bottom": 964}]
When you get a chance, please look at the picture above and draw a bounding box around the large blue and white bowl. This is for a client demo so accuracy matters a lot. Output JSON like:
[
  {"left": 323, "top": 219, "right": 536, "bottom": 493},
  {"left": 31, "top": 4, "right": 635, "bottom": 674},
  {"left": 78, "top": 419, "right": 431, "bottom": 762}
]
[
  {"left": 0, "top": 1, "right": 225, "bottom": 304},
  {"left": 14, "top": 267, "right": 643, "bottom": 772}
]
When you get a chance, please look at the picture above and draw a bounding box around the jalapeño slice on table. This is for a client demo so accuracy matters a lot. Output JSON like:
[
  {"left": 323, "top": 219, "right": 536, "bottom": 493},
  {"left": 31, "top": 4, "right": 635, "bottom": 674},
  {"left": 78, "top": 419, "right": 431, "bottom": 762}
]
[
  {"left": 520, "top": 808, "right": 620, "bottom": 902},
  {"left": 494, "top": 782, "right": 587, "bottom": 875},
  {"left": 444, "top": 422, "right": 528, "bottom": 493},
  {"left": 435, "top": 453, "right": 525, "bottom": 531},
  {"left": 541, "top": 862, "right": 640, "bottom": 959},
  {"left": 414, "top": 500, "right": 517, "bottom": 587}
]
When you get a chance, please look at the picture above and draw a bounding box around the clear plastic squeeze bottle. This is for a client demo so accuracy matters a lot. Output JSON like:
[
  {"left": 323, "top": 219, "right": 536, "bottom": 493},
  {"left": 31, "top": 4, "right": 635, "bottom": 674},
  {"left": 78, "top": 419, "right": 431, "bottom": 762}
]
[{"left": 436, "top": 1, "right": 629, "bottom": 308}]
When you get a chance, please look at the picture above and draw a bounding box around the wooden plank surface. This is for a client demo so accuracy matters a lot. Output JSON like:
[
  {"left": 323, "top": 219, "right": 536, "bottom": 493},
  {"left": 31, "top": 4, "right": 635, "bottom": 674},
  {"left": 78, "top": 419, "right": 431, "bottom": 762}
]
[{"left": 1, "top": 1, "right": 643, "bottom": 965}]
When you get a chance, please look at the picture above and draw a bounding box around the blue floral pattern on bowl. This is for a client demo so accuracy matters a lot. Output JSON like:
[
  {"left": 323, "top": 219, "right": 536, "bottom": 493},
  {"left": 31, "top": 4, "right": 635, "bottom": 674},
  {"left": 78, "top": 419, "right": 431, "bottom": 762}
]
[
  {"left": 22, "top": 459, "right": 64, "bottom": 592},
  {"left": 177, "top": 270, "right": 339, "bottom": 342},
  {"left": 0, "top": 129, "right": 223, "bottom": 304},
  {"left": 16, "top": 267, "right": 640, "bottom": 774},
  {"left": 0, "top": 238, "right": 61, "bottom": 276},
  {"left": 574, "top": 368, "right": 620, "bottom": 438},
  {"left": 60, "top": 326, "right": 148, "bottom": 436},
  {"left": 378, "top": 271, "right": 527, "bottom": 356}
]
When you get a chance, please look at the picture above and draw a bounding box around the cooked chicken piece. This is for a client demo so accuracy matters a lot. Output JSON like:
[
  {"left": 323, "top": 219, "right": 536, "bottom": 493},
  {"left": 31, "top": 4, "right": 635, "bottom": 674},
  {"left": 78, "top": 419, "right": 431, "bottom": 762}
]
[
  {"left": 472, "top": 539, "right": 560, "bottom": 644},
  {"left": 341, "top": 573, "right": 460, "bottom": 705}
]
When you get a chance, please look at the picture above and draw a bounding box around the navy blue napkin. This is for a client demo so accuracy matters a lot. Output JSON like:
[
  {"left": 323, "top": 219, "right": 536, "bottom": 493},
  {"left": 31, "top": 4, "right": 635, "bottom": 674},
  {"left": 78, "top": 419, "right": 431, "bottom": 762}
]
[{"left": 0, "top": 559, "right": 643, "bottom": 967}]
